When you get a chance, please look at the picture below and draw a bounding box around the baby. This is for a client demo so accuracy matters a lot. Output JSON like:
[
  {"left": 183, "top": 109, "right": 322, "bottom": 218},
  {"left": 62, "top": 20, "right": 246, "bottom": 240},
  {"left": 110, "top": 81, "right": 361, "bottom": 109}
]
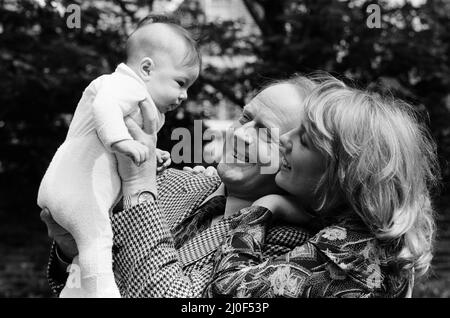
[{"left": 37, "top": 20, "right": 200, "bottom": 297}]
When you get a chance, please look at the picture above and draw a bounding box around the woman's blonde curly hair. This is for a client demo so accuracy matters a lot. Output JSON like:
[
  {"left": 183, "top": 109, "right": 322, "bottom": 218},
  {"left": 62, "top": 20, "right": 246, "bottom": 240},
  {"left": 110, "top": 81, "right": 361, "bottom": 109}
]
[{"left": 303, "top": 75, "right": 440, "bottom": 278}]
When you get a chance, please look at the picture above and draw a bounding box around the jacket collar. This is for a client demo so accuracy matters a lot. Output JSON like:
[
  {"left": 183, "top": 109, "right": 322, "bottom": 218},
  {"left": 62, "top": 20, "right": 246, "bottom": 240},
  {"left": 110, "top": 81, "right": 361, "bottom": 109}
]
[{"left": 115, "top": 63, "right": 147, "bottom": 87}]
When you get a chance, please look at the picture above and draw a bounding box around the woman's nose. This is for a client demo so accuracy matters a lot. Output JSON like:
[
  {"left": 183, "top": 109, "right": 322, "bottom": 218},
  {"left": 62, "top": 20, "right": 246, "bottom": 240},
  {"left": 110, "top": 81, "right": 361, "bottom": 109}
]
[{"left": 280, "top": 130, "right": 293, "bottom": 151}]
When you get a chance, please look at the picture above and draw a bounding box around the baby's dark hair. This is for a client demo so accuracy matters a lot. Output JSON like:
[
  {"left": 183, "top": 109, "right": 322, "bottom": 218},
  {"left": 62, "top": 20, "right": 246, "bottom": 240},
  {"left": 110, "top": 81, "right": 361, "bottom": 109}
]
[
  {"left": 127, "top": 14, "right": 201, "bottom": 69},
  {"left": 135, "top": 14, "right": 179, "bottom": 28}
]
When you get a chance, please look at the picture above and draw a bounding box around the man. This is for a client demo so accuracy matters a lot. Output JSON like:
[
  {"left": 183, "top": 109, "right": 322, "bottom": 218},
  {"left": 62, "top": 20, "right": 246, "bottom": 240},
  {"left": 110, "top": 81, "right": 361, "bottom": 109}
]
[{"left": 41, "top": 78, "right": 317, "bottom": 297}]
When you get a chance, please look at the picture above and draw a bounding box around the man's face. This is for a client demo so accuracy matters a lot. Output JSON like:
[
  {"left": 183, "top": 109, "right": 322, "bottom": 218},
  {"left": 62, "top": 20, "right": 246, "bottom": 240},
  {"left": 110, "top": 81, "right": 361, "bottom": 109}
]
[
  {"left": 146, "top": 48, "right": 199, "bottom": 113},
  {"left": 217, "top": 83, "right": 305, "bottom": 200}
]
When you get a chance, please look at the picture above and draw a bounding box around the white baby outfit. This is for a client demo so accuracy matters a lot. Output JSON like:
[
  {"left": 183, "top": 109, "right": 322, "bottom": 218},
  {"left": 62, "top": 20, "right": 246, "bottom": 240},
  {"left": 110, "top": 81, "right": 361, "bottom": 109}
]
[{"left": 38, "top": 63, "right": 164, "bottom": 298}]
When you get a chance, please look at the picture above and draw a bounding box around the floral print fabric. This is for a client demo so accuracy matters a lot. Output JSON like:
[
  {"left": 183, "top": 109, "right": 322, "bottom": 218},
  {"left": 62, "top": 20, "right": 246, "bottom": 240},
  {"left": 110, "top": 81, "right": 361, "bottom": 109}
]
[{"left": 204, "top": 206, "right": 411, "bottom": 298}]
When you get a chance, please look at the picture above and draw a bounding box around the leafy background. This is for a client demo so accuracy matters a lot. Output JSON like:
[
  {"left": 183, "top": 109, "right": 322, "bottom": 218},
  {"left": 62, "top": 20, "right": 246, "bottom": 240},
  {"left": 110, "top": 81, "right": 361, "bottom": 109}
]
[{"left": 0, "top": 0, "right": 449, "bottom": 297}]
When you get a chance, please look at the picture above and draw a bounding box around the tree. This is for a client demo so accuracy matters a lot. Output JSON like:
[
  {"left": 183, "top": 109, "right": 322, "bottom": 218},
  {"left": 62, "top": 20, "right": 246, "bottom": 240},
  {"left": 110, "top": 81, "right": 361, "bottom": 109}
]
[{"left": 0, "top": 0, "right": 448, "bottom": 215}]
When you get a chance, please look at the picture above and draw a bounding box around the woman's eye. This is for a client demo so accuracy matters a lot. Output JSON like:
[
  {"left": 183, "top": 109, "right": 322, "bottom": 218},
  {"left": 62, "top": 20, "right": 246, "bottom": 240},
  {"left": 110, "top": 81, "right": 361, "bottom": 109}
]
[{"left": 300, "top": 133, "right": 308, "bottom": 148}]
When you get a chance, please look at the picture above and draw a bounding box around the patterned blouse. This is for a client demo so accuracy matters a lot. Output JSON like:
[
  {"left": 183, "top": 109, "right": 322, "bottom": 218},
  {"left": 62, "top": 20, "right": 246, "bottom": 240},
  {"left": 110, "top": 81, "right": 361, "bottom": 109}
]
[{"left": 204, "top": 206, "right": 412, "bottom": 298}]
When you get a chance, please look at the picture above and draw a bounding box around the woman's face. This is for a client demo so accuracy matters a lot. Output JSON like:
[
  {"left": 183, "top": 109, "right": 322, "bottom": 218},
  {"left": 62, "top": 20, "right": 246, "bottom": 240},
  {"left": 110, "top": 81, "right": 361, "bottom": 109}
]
[
  {"left": 276, "top": 125, "right": 327, "bottom": 207},
  {"left": 217, "top": 83, "right": 306, "bottom": 200}
]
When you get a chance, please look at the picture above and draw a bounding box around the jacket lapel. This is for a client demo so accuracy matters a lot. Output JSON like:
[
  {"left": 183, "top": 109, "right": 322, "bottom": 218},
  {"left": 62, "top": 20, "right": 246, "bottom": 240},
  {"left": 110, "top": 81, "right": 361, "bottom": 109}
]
[
  {"left": 178, "top": 217, "right": 233, "bottom": 267},
  {"left": 158, "top": 171, "right": 222, "bottom": 230}
]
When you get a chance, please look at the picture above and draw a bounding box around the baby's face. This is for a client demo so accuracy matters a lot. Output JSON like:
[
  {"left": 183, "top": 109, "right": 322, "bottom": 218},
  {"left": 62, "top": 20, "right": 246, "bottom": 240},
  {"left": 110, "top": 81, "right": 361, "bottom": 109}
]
[{"left": 145, "top": 52, "right": 199, "bottom": 113}]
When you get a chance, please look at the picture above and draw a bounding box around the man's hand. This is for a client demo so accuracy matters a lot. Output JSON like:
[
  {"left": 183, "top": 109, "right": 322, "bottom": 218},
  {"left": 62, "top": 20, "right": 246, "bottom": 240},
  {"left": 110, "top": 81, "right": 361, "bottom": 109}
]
[
  {"left": 112, "top": 139, "right": 150, "bottom": 166},
  {"left": 252, "top": 194, "right": 312, "bottom": 225},
  {"left": 40, "top": 208, "right": 78, "bottom": 260},
  {"left": 156, "top": 148, "right": 171, "bottom": 173},
  {"left": 182, "top": 165, "right": 218, "bottom": 177},
  {"left": 118, "top": 99, "right": 158, "bottom": 200}
]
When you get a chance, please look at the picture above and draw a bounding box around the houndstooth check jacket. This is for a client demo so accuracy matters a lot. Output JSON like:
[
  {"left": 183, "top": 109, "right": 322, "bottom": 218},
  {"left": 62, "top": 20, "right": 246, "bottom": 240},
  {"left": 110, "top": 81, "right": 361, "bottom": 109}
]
[{"left": 47, "top": 168, "right": 311, "bottom": 297}]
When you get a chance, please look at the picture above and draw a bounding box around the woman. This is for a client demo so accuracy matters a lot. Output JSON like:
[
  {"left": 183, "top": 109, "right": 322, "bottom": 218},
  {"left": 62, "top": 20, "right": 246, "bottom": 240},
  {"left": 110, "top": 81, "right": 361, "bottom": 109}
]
[{"left": 204, "top": 75, "right": 440, "bottom": 298}]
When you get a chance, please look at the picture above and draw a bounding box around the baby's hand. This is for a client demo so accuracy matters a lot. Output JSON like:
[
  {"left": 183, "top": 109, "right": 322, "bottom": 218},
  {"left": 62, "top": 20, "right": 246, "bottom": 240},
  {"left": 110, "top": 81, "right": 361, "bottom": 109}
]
[
  {"left": 156, "top": 148, "right": 171, "bottom": 173},
  {"left": 112, "top": 139, "right": 150, "bottom": 166}
]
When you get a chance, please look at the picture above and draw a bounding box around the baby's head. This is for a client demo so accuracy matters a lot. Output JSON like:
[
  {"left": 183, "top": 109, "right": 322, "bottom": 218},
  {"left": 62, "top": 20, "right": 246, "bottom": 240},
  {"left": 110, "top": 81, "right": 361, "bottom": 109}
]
[{"left": 126, "top": 17, "right": 201, "bottom": 113}]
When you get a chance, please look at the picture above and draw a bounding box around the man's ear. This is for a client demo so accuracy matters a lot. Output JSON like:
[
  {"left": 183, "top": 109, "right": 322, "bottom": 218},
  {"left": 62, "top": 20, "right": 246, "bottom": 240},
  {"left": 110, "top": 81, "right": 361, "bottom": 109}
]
[{"left": 140, "top": 57, "right": 155, "bottom": 80}]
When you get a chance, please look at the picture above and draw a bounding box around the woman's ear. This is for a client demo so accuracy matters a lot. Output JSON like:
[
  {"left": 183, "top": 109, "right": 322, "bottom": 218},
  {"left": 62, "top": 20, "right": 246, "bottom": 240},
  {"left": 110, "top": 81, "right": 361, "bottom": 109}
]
[{"left": 140, "top": 57, "right": 155, "bottom": 81}]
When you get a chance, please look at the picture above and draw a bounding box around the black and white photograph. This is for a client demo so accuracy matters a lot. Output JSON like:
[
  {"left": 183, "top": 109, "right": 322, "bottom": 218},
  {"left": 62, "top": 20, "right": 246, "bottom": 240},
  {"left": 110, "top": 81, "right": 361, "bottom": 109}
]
[{"left": 0, "top": 0, "right": 449, "bottom": 299}]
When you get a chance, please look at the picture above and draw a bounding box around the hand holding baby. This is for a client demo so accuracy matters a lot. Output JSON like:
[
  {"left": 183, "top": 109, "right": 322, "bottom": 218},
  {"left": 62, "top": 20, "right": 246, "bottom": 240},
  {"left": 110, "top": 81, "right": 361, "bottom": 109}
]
[
  {"left": 112, "top": 138, "right": 171, "bottom": 172},
  {"left": 112, "top": 139, "right": 150, "bottom": 166}
]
